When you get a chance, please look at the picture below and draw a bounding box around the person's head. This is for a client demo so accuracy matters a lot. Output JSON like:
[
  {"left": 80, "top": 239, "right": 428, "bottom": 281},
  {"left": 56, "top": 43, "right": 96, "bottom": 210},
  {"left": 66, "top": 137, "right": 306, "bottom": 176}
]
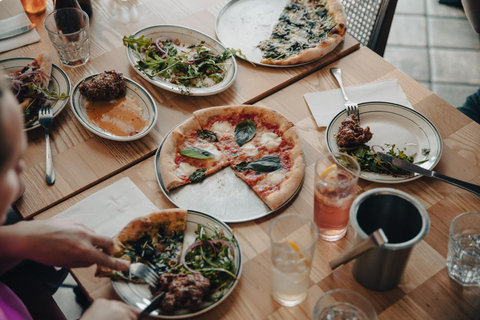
[{"left": 0, "top": 74, "right": 27, "bottom": 223}]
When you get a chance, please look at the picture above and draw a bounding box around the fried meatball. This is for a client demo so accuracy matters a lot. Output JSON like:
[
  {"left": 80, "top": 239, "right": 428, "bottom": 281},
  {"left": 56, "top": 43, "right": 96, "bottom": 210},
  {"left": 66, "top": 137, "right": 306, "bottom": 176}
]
[
  {"left": 79, "top": 70, "right": 126, "bottom": 100},
  {"left": 336, "top": 114, "right": 373, "bottom": 147}
]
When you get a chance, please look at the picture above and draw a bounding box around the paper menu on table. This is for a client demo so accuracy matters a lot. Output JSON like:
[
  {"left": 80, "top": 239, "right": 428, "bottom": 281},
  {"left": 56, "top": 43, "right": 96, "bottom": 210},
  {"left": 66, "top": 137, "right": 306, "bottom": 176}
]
[
  {"left": 304, "top": 79, "right": 413, "bottom": 127},
  {"left": 53, "top": 177, "right": 159, "bottom": 237}
]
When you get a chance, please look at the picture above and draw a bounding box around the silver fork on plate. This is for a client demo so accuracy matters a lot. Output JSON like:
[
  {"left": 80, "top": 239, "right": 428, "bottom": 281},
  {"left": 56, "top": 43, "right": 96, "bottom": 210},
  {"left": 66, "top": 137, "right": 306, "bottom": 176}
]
[
  {"left": 129, "top": 263, "right": 166, "bottom": 319},
  {"left": 130, "top": 262, "right": 160, "bottom": 287},
  {"left": 330, "top": 67, "right": 360, "bottom": 121},
  {"left": 38, "top": 104, "right": 56, "bottom": 185}
]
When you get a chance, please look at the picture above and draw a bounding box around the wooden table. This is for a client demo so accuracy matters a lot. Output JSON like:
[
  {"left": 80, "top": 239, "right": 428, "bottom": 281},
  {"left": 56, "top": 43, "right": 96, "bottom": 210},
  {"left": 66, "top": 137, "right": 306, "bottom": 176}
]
[
  {"left": 36, "top": 47, "right": 480, "bottom": 319},
  {"left": 0, "top": 0, "right": 359, "bottom": 219}
]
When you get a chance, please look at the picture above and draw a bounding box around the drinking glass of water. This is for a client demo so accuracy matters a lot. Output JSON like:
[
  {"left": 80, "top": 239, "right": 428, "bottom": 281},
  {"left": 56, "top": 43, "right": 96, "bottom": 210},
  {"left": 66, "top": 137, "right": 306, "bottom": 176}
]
[
  {"left": 269, "top": 214, "right": 318, "bottom": 307},
  {"left": 447, "top": 211, "right": 480, "bottom": 286},
  {"left": 314, "top": 289, "right": 377, "bottom": 320},
  {"left": 44, "top": 8, "right": 90, "bottom": 67}
]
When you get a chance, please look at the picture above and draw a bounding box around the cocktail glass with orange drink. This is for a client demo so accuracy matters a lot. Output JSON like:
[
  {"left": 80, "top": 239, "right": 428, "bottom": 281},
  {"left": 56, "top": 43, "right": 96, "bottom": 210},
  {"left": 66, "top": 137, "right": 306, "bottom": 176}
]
[
  {"left": 314, "top": 153, "right": 360, "bottom": 241},
  {"left": 269, "top": 214, "right": 319, "bottom": 307}
]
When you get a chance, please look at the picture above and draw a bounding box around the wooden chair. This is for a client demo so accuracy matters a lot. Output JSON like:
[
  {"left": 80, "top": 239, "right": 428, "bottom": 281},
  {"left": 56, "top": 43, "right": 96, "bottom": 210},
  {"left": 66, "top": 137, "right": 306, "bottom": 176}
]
[{"left": 340, "top": 0, "right": 398, "bottom": 56}]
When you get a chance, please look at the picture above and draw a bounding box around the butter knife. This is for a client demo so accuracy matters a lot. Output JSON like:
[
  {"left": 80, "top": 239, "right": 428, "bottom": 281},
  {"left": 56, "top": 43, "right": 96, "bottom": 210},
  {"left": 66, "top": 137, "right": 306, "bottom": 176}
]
[
  {"left": 0, "top": 24, "right": 35, "bottom": 41},
  {"left": 137, "top": 292, "right": 166, "bottom": 320},
  {"left": 377, "top": 152, "right": 480, "bottom": 196}
]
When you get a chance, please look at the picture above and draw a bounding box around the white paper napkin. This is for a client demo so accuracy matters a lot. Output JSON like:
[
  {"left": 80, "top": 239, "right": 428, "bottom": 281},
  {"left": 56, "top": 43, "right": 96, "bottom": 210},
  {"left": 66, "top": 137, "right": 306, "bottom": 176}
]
[
  {"left": 53, "top": 178, "right": 160, "bottom": 237},
  {"left": 304, "top": 79, "right": 413, "bottom": 127},
  {"left": 0, "top": 13, "right": 41, "bottom": 53}
]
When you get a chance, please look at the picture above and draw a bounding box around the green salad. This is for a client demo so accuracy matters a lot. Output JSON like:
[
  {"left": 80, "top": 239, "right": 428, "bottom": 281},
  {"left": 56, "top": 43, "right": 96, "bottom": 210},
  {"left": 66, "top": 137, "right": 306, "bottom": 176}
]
[
  {"left": 123, "top": 35, "right": 242, "bottom": 92},
  {"left": 182, "top": 224, "right": 237, "bottom": 301},
  {"left": 342, "top": 144, "right": 429, "bottom": 177}
]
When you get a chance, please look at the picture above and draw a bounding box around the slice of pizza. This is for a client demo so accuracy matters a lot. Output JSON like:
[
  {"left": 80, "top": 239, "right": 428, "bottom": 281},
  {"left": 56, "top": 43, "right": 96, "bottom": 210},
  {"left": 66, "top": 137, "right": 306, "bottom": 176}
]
[
  {"left": 258, "top": 0, "right": 346, "bottom": 65},
  {"left": 232, "top": 126, "right": 305, "bottom": 210},
  {"left": 160, "top": 118, "right": 229, "bottom": 192},
  {"left": 95, "top": 209, "right": 187, "bottom": 279}
]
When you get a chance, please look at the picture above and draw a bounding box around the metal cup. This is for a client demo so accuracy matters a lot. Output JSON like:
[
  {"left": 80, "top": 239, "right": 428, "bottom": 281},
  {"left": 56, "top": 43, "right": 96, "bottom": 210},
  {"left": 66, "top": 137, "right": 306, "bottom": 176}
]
[{"left": 349, "top": 188, "right": 430, "bottom": 291}]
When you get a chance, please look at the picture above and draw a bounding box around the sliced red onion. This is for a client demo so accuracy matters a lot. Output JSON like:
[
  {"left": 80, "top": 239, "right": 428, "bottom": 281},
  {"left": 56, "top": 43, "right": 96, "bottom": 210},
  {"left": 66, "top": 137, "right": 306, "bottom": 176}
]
[
  {"left": 371, "top": 145, "right": 384, "bottom": 153},
  {"left": 209, "top": 239, "right": 234, "bottom": 256}
]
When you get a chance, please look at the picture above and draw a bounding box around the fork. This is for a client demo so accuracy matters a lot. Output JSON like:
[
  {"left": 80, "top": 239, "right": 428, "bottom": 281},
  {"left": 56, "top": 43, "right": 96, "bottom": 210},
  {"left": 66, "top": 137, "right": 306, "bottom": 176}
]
[
  {"left": 130, "top": 262, "right": 160, "bottom": 287},
  {"left": 38, "top": 104, "right": 55, "bottom": 185},
  {"left": 330, "top": 67, "right": 360, "bottom": 121}
]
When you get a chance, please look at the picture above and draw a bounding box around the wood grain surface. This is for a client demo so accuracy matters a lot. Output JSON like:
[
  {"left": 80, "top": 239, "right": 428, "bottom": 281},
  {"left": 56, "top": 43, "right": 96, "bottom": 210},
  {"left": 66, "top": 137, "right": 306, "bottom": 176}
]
[
  {"left": 36, "top": 47, "right": 480, "bottom": 319},
  {"left": 0, "top": 0, "right": 359, "bottom": 219}
]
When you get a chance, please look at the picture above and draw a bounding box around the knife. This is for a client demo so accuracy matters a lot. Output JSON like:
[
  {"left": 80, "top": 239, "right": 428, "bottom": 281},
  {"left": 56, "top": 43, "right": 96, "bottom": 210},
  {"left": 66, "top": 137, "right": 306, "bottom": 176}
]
[
  {"left": 0, "top": 24, "right": 35, "bottom": 41},
  {"left": 377, "top": 152, "right": 480, "bottom": 196},
  {"left": 137, "top": 292, "right": 166, "bottom": 320}
]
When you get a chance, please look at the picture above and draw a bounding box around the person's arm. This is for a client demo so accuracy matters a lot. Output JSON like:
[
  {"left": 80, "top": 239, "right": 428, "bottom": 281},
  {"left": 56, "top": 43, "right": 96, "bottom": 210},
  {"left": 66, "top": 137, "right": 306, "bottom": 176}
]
[
  {"left": 0, "top": 219, "right": 130, "bottom": 274},
  {"left": 462, "top": 0, "right": 480, "bottom": 33}
]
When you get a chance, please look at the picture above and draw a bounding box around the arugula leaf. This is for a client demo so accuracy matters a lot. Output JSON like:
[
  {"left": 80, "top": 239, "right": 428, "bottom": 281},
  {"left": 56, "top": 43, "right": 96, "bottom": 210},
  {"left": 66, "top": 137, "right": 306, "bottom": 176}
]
[
  {"left": 235, "top": 120, "right": 256, "bottom": 146},
  {"left": 122, "top": 35, "right": 152, "bottom": 52},
  {"left": 180, "top": 147, "right": 213, "bottom": 159},
  {"left": 235, "top": 156, "right": 282, "bottom": 173}
]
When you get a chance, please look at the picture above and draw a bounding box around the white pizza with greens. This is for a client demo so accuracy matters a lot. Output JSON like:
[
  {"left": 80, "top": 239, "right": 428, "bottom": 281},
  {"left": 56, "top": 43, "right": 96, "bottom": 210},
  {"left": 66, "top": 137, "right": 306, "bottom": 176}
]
[{"left": 258, "top": 0, "right": 347, "bottom": 65}]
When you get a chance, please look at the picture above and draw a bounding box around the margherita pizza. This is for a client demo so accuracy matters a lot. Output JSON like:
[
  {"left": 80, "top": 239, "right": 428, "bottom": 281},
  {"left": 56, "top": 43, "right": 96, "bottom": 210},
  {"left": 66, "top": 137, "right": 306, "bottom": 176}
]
[
  {"left": 160, "top": 105, "right": 305, "bottom": 210},
  {"left": 258, "top": 0, "right": 346, "bottom": 65}
]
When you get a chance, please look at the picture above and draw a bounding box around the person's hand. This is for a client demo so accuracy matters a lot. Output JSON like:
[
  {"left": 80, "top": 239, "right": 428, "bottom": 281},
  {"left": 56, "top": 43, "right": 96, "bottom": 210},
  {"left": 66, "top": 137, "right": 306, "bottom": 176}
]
[
  {"left": 7, "top": 219, "right": 130, "bottom": 270},
  {"left": 81, "top": 299, "right": 139, "bottom": 320}
]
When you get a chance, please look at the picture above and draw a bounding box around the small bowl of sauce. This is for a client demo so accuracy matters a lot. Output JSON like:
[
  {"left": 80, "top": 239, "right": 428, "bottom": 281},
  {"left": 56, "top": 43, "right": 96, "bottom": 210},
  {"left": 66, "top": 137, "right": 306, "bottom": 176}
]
[{"left": 71, "top": 74, "right": 157, "bottom": 141}]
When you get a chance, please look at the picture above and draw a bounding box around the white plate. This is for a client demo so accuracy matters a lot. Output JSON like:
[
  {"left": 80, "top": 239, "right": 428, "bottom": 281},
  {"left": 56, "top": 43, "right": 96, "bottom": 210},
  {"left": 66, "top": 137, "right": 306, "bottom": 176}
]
[
  {"left": 112, "top": 210, "right": 242, "bottom": 319},
  {"left": 0, "top": 57, "right": 71, "bottom": 131},
  {"left": 71, "top": 74, "right": 157, "bottom": 141},
  {"left": 325, "top": 102, "right": 443, "bottom": 183},
  {"left": 125, "top": 25, "right": 237, "bottom": 96},
  {"left": 216, "top": 0, "right": 317, "bottom": 68}
]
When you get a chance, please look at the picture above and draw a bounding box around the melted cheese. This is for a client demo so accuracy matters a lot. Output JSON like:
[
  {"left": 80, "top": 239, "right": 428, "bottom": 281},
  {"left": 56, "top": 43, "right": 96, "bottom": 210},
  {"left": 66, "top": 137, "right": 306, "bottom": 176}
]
[
  {"left": 175, "top": 162, "right": 197, "bottom": 177},
  {"left": 211, "top": 121, "right": 233, "bottom": 133},
  {"left": 201, "top": 144, "right": 222, "bottom": 161},
  {"left": 241, "top": 141, "right": 259, "bottom": 157},
  {"left": 267, "top": 170, "right": 286, "bottom": 185},
  {"left": 260, "top": 132, "right": 282, "bottom": 150}
]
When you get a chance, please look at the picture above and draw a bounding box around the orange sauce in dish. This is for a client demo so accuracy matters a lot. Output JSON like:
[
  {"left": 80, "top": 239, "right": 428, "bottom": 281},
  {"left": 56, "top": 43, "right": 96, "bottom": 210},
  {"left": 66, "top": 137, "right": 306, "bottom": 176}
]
[{"left": 85, "top": 96, "right": 147, "bottom": 137}]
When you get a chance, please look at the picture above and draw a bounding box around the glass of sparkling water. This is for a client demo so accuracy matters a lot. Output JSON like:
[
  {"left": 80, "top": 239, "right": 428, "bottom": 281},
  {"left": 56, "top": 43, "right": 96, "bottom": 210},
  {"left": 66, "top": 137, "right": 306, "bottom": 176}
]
[
  {"left": 447, "top": 212, "right": 480, "bottom": 286},
  {"left": 44, "top": 8, "right": 90, "bottom": 67},
  {"left": 269, "top": 214, "right": 318, "bottom": 307},
  {"left": 314, "top": 289, "right": 377, "bottom": 320}
]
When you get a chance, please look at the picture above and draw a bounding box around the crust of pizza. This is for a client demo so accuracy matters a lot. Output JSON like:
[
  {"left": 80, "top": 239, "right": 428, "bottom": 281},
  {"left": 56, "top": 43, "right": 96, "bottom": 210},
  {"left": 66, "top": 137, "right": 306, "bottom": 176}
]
[
  {"left": 35, "top": 52, "right": 53, "bottom": 78},
  {"left": 95, "top": 209, "right": 187, "bottom": 278},
  {"left": 160, "top": 130, "right": 186, "bottom": 192},
  {"left": 261, "top": 0, "right": 347, "bottom": 66},
  {"left": 264, "top": 127, "right": 305, "bottom": 209},
  {"left": 160, "top": 118, "right": 201, "bottom": 191},
  {"left": 194, "top": 105, "right": 294, "bottom": 134}
]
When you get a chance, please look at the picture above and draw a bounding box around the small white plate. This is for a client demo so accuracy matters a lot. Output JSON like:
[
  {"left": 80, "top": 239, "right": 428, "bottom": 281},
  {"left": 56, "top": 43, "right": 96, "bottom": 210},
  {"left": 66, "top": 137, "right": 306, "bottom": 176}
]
[
  {"left": 125, "top": 25, "right": 237, "bottom": 96},
  {"left": 0, "top": 57, "right": 71, "bottom": 131},
  {"left": 325, "top": 101, "right": 443, "bottom": 183},
  {"left": 112, "top": 210, "right": 243, "bottom": 319},
  {"left": 71, "top": 74, "right": 157, "bottom": 141}
]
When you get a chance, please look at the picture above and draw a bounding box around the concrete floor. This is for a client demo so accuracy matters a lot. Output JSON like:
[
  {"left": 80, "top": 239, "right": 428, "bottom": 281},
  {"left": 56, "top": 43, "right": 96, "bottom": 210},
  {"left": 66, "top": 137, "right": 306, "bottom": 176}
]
[
  {"left": 51, "top": 1, "right": 480, "bottom": 318},
  {"left": 384, "top": 0, "right": 480, "bottom": 107}
]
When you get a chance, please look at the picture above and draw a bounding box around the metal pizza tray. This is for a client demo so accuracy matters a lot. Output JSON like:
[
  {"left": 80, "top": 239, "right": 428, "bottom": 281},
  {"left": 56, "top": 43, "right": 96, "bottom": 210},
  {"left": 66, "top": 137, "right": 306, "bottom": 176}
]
[
  {"left": 154, "top": 119, "right": 303, "bottom": 223},
  {"left": 215, "top": 0, "right": 315, "bottom": 68}
]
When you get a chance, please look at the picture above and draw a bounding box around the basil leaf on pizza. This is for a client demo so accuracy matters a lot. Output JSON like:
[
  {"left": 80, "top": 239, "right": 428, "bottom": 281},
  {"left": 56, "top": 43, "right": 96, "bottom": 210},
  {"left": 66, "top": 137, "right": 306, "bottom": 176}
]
[
  {"left": 235, "top": 156, "right": 282, "bottom": 173},
  {"left": 190, "top": 168, "right": 207, "bottom": 182},
  {"left": 180, "top": 147, "right": 214, "bottom": 159},
  {"left": 197, "top": 129, "right": 218, "bottom": 142},
  {"left": 235, "top": 120, "right": 256, "bottom": 146}
]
